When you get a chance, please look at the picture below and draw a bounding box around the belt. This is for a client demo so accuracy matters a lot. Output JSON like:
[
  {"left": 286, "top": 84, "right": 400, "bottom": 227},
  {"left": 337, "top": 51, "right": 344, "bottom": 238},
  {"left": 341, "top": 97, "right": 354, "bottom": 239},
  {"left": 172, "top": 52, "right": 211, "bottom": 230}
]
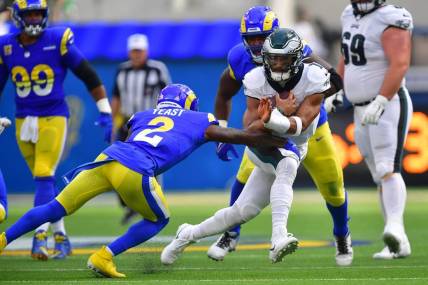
[{"left": 353, "top": 98, "right": 374, "bottom": 107}]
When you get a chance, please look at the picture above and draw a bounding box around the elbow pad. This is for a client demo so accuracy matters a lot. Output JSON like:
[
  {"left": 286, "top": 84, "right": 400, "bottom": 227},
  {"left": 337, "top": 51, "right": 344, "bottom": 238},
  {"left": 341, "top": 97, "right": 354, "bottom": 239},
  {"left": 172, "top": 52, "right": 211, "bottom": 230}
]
[
  {"left": 72, "top": 60, "right": 102, "bottom": 91},
  {"left": 328, "top": 68, "right": 343, "bottom": 91}
]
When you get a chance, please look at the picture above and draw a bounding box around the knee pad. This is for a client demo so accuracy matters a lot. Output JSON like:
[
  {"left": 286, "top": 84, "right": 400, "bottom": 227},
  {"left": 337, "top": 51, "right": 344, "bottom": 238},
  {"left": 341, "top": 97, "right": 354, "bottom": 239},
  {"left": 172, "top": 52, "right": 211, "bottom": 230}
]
[
  {"left": 236, "top": 153, "right": 255, "bottom": 184},
  {"left": 275, "top": 157, "right": 298, "bottom": 186},
  {"left": 214, "top": 203, "right": 261, "bottom": 227},
  {"left": 376, "top": 161, "right": 394, "bottom": 179}
]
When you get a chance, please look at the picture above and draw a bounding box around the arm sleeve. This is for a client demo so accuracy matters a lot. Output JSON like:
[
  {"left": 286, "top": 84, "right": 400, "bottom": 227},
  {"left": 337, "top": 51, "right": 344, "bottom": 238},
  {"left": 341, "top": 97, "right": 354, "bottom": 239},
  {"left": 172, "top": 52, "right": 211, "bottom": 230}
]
[
  {"left": 0, "top": 57, "right": 8, "bottom": 95},
  {"left": 70, "top": 60, "right": 102, "bottom": 91}
]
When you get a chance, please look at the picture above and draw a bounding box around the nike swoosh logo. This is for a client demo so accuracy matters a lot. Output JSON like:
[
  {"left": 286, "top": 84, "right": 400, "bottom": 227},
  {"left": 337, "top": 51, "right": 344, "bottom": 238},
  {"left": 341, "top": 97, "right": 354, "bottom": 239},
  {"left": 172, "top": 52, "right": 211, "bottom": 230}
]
[{"left": 315, "top": 136, "right": 323, "bottom": 142}]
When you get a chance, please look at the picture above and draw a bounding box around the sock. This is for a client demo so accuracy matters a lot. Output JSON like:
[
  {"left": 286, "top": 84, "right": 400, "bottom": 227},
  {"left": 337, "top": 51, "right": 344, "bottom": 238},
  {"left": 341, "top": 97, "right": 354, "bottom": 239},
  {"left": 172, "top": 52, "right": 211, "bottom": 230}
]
[
  {"left": 270, "top": 158, "right": 296, "bottom": 242},
  {"left": 34, "top": 177, "right": 57, "bottom": 206},
  {"left": 6, "top": 200, "right": 66, "bottom": 244},
  {"left": 228, "top": 179, "right": 245, "bottom": 235},
  {"left": 0, "top": 169, "right": 8, "bottom": 219},
  {"left": 326, "top": 192, "right": 349, "bottom": 237},
  {"left": 378, "top": 186, "right": 387, "bottom": 224},
  {"left": 381, "top": 173, "right": 406, "bottom": 226},
  {"left": 33, "top": 177, "right": 58, "bottom": 233},
  {"left": 108, "top": 218, "right": 169, "bottom": 256},
  {"left": 51, "top": 219, "right": 66, "bottom": 235}
]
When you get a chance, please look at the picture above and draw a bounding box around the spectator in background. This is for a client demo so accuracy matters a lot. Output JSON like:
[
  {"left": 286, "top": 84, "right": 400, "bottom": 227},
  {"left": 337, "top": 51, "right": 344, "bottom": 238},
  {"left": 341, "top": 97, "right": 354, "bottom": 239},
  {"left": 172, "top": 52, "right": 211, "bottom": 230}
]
[
  {"left": 48, "top": 0, "right": 77, "bottom": 22},
  {"left": 291, "top": 5, "right": 328, "bottom": 59},
  {"left": 0, "top": 0, "right": 12, "bottom": 36},
  {"left": 112, "top": 33, "right": 171, "bottom": 224}
]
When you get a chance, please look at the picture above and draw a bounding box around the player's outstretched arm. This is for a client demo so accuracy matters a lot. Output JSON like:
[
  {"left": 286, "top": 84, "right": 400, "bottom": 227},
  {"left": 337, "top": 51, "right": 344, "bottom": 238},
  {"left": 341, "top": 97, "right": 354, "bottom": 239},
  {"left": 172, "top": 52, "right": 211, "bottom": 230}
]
[{"left": 204, "top": 125, "right": 284, "bottom": 148}]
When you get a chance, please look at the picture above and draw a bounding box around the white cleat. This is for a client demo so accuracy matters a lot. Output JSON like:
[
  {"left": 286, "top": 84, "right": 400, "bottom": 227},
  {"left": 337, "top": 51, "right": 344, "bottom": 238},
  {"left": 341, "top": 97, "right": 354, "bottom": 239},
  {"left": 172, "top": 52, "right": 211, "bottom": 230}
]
[
  {"left": 207, "top": 231, "right": 239, "bottom": 261},
  {"left": 335, "top": 233, "right": 353, "bottom": 266},
  {"left": 382, "top": 223, "right": 411, "bottom": 257},
  {"left": 269, "top": 233, "right": 299, "bottom": 263},
  {"left": 374, "top": 234, "right": 411, "bottom": 259},
  {"left": 161, "top": 223, "right": 194, "bottom": 265}
]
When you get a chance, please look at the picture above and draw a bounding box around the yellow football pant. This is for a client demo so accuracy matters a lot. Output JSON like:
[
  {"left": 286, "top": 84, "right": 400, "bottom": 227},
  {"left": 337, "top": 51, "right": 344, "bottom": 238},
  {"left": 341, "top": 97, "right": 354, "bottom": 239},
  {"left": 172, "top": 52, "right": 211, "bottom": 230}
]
[
  {"left": 56, "top": 154, "right": 170, "bottom": 222},
  {"left": 236, "top": 122, "right": 345, "bottom": 206},
  {"left": 15, "top": 116, "right": 67, "bottom": 178}
]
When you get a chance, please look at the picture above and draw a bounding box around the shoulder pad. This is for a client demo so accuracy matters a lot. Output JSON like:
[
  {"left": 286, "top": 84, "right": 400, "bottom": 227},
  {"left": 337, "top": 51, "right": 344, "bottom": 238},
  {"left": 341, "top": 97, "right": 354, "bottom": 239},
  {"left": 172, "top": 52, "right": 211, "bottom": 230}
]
[
  {"left": 305, "top": 63, "right": 331, "bottom": 94},
  {"left": 341, "top": 5, "right": 354, "bottom": 21},
  {"left": 57, "top": 27, "right": 75, "bottom": 56},
  {"left": 379, "top": 5, "right": 413, "bottom": 30},
  {"left": 243, "top": 67, "right": 266, "bottom": 90}
]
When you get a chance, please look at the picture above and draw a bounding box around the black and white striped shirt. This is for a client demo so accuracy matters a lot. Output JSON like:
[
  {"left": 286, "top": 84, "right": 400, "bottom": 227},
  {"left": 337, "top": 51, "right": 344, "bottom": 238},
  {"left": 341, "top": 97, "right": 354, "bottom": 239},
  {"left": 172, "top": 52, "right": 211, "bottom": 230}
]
[{"left": 112, "top": 59, "right": 171, "bottom": 117}]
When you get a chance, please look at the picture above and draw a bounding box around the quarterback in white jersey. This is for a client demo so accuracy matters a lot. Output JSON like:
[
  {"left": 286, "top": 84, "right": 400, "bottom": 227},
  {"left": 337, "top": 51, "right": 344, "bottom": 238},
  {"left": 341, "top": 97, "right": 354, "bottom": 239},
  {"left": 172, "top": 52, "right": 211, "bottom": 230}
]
[
  {"left": 338, "top": 0, "right": 413, "bottom": 259},
  {"left": 161, "top": 29, "right": 353, "bottom": 267}
]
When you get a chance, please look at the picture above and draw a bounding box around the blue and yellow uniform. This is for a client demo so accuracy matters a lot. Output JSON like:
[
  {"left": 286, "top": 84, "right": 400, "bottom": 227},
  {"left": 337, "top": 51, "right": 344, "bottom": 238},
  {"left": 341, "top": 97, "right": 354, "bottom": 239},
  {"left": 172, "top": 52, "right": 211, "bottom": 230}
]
[
  {"left": 58, "top": 108, "right": 218, "bottom": 219},
  {"left": 0, "top": 83, "right": 218, "bottom": 277},
  {"left": 0, "top": 26, "right": 83, "bottom": 178},
  {"left": 228, "top": 42, "right": 344, "bottom": 207}
]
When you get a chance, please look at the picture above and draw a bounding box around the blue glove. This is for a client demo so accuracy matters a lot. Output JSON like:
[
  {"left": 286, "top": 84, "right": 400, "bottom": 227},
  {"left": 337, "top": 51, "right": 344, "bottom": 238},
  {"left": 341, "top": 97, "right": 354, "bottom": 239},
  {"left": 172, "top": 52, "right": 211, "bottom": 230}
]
[
  {"left": 216, "top": 142, "right": 239, "bottom": 161},
  {"left": 284, "top": 140, "right": 300, "bottom": 160},
  {"left": 95, "top": 112, "right": 113, "bottom": 143}
]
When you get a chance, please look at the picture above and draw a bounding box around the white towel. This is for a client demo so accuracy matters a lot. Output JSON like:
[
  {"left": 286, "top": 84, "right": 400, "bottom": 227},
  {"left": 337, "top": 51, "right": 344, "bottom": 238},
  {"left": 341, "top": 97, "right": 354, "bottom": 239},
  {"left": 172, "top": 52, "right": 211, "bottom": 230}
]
[{"left": 20, "top": 116, "right": 39, "bottom": 143}]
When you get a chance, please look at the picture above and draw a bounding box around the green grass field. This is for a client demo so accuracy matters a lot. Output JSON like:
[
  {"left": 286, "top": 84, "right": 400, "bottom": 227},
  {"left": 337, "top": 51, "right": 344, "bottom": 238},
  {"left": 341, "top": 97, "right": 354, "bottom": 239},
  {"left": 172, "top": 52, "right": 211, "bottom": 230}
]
[{"left": 0, "top": 189, "right": 427, "bottom": 284}]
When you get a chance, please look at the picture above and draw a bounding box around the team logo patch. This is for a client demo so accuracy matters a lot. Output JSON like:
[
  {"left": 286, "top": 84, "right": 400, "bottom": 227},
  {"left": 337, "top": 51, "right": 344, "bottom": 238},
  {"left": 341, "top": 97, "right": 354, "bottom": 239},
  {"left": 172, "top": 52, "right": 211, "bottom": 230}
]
[
  {"left": 4, "top": 45, "right": 12, "bottom": 56},
  {"left": 395, "top": 19, "right": 411, "bottom": 29}
]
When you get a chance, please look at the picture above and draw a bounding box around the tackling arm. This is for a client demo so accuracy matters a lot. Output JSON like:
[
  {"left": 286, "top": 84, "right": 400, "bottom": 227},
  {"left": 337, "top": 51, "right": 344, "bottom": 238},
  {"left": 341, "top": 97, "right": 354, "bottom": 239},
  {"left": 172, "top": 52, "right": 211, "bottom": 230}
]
[{"left": 305, "top": 53, "right": 342, "bottom": 98}]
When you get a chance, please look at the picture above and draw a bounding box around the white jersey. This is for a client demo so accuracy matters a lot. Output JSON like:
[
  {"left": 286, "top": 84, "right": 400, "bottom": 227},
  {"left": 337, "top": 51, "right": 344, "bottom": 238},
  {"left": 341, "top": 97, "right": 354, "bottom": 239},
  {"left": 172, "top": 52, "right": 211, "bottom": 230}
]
[
  {"left": 341, "top": 4, "right": 413, "bottom": 104},
  {"left": 243, "top": 63, "right": 330, "bottom": 146}
]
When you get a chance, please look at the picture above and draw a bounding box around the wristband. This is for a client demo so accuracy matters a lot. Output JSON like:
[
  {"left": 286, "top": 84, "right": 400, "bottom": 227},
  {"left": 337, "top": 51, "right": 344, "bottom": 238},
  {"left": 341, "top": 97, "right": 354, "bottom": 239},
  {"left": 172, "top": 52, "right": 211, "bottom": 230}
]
[
  {"left": 96, "top": 98, "right": 112, "bottom": 114},
  {"left": 290, "top": 116, "right": 302, "bottom": 136},
  {"left": 218, "top": 120, "right": 228, "bottom": 128},
  {"left": 263, "top": 108, "right": 290, "bottom": 134}
]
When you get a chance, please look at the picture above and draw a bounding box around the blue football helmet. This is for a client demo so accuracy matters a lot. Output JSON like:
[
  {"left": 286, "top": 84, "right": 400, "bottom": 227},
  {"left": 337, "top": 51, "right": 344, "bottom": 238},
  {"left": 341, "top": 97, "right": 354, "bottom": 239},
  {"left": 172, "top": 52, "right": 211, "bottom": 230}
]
[
  {"left": 240, "top": 6, "right": 280, "bottom": 64},
  {"left": 157, "top": 84, "right": 199, "bottom": 111},
  {"left": 12, "top": 0, "right": 49, "bottom": 36},
  {"left": 351, "top": 0, "right": 385, "bottom": 16}
]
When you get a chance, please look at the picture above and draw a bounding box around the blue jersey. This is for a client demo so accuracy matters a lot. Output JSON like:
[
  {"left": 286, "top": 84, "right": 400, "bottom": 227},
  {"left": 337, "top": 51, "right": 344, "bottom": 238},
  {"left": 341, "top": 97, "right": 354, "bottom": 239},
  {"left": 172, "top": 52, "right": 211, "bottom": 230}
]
[
  {"left": 103, "top": 108, "right": 219, "bottom": 176},
  {"left": 0, "top": 27, "right": 85, "bottom": 118},
  {"left": 227, "top": 42, "right": 327, "bottom": 127}
]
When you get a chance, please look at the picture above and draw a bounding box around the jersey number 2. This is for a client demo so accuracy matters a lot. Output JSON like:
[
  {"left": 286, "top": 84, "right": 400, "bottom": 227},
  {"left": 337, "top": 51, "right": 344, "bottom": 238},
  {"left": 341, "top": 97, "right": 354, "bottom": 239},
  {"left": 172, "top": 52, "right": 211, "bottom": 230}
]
[
  {"left": 134, "top": 116, "right": 174, "bottom": 147},
  {"left": 341, "top": 32, "right": 367, "bottom": 66}
]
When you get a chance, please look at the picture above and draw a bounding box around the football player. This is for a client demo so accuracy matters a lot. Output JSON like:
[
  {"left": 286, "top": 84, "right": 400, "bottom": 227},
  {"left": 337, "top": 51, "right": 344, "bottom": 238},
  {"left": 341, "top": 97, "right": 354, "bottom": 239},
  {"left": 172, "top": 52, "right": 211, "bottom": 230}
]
[
  {"left": 162, "top": 29, "right": 353, "bottom": 266},
  {"left": 0, "top": 117, "right": 11, "bottom": 223},
  {"left": 0, "top": 83, "right": 288, "bottom": 278},
  {"left": 210, "top": 6, "right": 351, "bottom": 266},
  {"left": 0, "top": 0, "right": 113, "bottom": 260},
  {"left": 337, "top": 0, "right": 413, "bottom": 259}
]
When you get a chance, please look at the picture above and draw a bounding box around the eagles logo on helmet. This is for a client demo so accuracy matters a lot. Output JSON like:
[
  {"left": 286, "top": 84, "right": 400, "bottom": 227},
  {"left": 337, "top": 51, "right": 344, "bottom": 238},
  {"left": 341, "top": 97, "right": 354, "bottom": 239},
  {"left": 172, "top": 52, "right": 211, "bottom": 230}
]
[{"left": 262, "top": 28, "right": 304, "bottom": 82}]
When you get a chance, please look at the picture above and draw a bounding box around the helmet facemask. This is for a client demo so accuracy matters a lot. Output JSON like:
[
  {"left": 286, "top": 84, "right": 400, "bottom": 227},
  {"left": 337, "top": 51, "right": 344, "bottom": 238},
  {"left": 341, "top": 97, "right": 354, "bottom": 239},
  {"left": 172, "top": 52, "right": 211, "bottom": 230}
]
[
  {"left": 240, "top": 6, "right": 280, "bottom": 64},
  {"left": 262, "top": 29, "right": 304, "bottom": 83},
  {"left": 351, "top": 0, "right": 385, "bottom": 16},
  {"left": 263, "top": 52, "right": 302, "bottom": 81},
  {"left": 13, "top": 8, "right": 49, "bottom": 36}
]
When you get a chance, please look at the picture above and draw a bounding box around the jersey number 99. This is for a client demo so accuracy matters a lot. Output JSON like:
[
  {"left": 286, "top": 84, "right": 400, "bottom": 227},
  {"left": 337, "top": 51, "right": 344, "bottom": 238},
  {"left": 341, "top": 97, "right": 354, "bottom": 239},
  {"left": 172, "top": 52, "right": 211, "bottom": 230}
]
[{"left": 11, "top": 64, "right": 55, "bottom": 98}]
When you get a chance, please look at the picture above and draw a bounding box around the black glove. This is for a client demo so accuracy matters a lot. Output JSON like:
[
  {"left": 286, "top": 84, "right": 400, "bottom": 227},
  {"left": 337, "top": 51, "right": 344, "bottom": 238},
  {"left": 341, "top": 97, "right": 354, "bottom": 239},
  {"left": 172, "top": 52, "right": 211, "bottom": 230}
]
[{"left": 328, "top": 68, "right": 343, "bottom": 92}]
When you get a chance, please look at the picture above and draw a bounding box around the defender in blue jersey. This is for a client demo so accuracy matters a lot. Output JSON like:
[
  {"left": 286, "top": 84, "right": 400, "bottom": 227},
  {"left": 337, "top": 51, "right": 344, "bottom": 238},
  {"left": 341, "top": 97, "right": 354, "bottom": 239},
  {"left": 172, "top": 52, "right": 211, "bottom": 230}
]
[
  {"left": 0, "top": 0, "right": 113, "bottom": 260},
  {"left": 0, "top": 83, "right": 287, "bottom": 278},
  {"left": 210, "top": 6, "right": 351, "bottom": 266},
  {"left": 0, "top": 117, "right": 11, "bottom": 224}
]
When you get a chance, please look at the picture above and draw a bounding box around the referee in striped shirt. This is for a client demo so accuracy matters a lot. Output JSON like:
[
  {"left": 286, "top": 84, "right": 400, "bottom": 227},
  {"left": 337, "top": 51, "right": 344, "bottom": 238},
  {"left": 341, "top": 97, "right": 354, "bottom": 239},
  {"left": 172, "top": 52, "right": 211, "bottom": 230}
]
[
  {"left": 112, "top": 33, "right": 171, "bottom": 141},
  {"left": 111, "top": 34, "right": 171, "bottom": 224}
]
